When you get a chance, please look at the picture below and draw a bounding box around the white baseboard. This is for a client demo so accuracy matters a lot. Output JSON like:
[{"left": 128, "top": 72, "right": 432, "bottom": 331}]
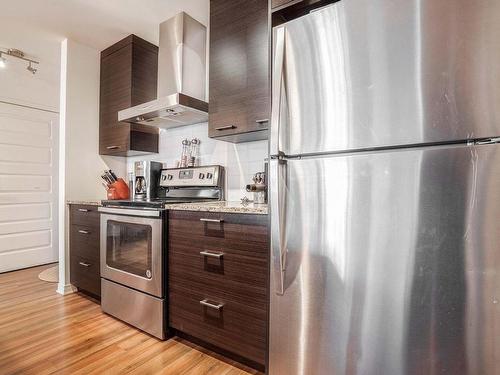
[{"left": 56, "top": 283, "right": 77, "bottom": 295}]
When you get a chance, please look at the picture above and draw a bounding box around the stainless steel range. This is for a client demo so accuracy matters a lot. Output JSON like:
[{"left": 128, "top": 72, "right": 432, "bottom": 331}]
[{"left": 98, "top": 165, "right": 224, "bottom": 339}]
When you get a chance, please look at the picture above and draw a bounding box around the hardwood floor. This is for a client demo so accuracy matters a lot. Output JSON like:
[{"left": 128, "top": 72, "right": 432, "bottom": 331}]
[{"left": 0, "top": 264, "right": 262, "bottom": 375}]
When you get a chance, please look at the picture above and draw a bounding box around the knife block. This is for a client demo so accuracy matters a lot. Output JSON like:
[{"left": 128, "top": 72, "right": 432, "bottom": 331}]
[{"left": 107, "top": 178, "right": 130, "bottom": 200}]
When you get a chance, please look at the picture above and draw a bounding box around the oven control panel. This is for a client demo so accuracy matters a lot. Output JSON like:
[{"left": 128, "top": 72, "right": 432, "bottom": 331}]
[{"left": 159, "top": 165, "right": 223, "bottom": 187}]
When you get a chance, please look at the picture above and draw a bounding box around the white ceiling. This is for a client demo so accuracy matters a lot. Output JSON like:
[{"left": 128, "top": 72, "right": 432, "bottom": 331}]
[{"left": 0, "top": 0, "right": 209, "bottom": 50}]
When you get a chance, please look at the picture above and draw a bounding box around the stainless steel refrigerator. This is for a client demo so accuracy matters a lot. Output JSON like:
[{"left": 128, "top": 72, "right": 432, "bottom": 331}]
[{"left": 269, "top": 1, "right": 500, "bottom": 374}]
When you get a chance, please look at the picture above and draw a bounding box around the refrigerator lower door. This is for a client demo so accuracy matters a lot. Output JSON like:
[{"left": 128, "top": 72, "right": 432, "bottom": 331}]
[
  {"left": 269, "top": 144, "right": 500, "bottom": 375},
  {"left": 271, "top": 0, "right": 500, "bottom": 156}
]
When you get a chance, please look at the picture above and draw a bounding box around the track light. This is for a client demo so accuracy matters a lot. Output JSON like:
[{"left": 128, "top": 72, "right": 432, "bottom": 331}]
[
  {"left": 0, "top": 48, "right": 39, "bottom": 74},
  {"left": 27, "top": 61, "right": 37, "bottom": 74}
]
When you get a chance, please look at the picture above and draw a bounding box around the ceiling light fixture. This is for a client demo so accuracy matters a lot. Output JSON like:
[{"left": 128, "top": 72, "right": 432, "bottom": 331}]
[
  {"left": 0, "top": 48, "right": 39, "bottom": 74},
  {"left": 27, "top": 61, "right": 37, "bottom": 74}
]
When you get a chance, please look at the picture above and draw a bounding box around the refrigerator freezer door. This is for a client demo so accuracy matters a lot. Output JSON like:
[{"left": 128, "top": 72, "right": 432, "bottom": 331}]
[
  {"left": 271, "top": 0, "right": 500, "bottom": 156},
  {"left": 269, "top": 144, "right": 500, "bottom": 375}
]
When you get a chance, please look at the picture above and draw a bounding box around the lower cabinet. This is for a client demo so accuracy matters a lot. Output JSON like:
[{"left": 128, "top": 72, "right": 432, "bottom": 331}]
[
  {"left": 168, "top": 210, "right": 269, "bottom": 369},
  {"left": 69, "top": 204, "right": 101, "bottom": 297}
]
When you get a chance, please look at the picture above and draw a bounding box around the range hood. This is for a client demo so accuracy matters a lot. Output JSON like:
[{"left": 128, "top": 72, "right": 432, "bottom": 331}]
[{"left": 118, "top": 12, "right": 208, "bottom": 128}]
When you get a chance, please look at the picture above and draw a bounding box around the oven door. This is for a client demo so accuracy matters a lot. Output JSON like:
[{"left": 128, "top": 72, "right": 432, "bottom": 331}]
[{"left": 99, "top": 207, "right": 163, "bottom": 297}]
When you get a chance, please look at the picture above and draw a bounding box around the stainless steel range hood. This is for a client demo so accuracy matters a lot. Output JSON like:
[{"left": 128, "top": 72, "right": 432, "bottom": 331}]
[{"left": 118, "top": 12, "right": 208, "bottom": 128}]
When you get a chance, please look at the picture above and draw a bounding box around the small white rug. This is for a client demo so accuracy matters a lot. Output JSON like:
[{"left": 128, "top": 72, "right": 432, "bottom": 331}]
[{"left": 38, "top": 265, "right": 59, "bottom": 283}]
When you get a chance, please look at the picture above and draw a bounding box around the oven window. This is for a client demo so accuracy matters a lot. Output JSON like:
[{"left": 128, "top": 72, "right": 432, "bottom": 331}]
[{"left": 106, "top": 220, "right": 152, "bottom": 278}]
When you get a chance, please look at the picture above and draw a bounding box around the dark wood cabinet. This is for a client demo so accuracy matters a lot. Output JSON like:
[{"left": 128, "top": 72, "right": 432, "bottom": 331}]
[
  {"left": 168, "top": 210, "right": 269, "bottom": 370},
  {"left": 208, "top": 0, "right": 270, "bottom": 143},
  {"left": 99, "top": 35, "right": 159, "bottom": 156},
  {"left": 69, "top": 204, "right": 101, "bottom": 297}
]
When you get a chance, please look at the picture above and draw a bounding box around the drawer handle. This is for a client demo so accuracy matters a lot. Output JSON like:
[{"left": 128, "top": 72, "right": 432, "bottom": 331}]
[
  {"left": 200, "top": 299, "right": 224, "bottom": 310},
  {"left": 199, "top": 218, "right": 224, "bottom": 223},
  {"left": 77, "top": 208, "right": 89, "bottom": 212},
  {"left": 78, "top": 230, "right": 90, "bottom": 235},
  {"left": 255, "top": 118, "right": 269, "bottom": 124},
  {"left": 200, "top": 251, "right": 224, "bottom": 259},
  {"left": 215, "top": 125, "right": 236, "bottom": 131},
  {"left": 78, "top": 261, "right": 91, "bottom": 267},
  {"left": 106, "top": 145, "right": 120, "bottom": 150}
]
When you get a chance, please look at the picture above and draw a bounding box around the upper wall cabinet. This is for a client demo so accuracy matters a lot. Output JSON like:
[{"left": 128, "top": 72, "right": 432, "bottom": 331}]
[
  {"left": 208, "top": 0, "right": 270, "bottom": 143},
  {"left": 99, "top": 35, "right": 159, "bottom": 156}
]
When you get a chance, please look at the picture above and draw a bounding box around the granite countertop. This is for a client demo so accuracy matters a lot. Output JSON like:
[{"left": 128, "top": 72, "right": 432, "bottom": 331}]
[
  {"left": 66, "top": 200, "right": 102, "bottom": 206},
  {"left": 164, "top": 201, "right": 268, "bottom": 215}
]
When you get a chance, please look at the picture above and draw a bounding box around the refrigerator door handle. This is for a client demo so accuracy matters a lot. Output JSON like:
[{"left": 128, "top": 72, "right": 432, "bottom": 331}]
[
  {"left": 270, "top": 158, "right": 287, "bottom": 295},
  {"left": 270, "top": 26, "right": 286, "bottom": 156}
]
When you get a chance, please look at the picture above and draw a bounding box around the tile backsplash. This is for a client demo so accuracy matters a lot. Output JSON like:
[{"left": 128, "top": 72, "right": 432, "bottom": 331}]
[{"left": 127, "top": 122, "right": 269, "bottom": 201}]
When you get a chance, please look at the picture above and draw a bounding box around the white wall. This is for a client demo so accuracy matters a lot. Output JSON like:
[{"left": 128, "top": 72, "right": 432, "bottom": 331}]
[
  {"left": 128, "top": 124, "right": 268, "bottom": 201},
  {"left": 0, "top": 23, "right": 60, "bottom": 112},
  {"left": 58, "top": 38, "right": 126, "bottom": 294},
  {"left": 63, "top": 39, "right": 126, "bottom": 202}
]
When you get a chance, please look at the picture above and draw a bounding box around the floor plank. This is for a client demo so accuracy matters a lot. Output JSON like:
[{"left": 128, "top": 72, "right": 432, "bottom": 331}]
[{"left": 0, "top": 265, "right": 262, "bottom": 375}]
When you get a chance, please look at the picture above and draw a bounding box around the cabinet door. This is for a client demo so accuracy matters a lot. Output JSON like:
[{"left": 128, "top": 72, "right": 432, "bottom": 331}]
[
  {"left": 99, "top": 44, "right": 132, "bottom": 155},
  {"left": 99, "top": 36, "right": 159, "bottom": 156},
  {"left": 209, "top": 0, "right": 269, "bottom": 142}
]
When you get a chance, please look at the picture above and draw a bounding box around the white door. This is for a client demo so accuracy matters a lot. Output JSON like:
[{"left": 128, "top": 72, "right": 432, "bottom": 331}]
[{"left": 0, "top": 102, "right": 58, "bottom": 272}]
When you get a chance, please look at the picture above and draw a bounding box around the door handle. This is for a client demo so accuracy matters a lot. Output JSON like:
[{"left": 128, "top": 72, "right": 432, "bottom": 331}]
[
  {"left": 215, "top": 125, "right": 236, "bottom": 131},
  {"left": 106, "top": 145, "right": 120, "bottom": 150},
  {"left": 78, "top": 230, "right": 90, "bottom": 234},
  {"left": 255, "top": 119, "right": 269, "bottom": 124},
  {"left": 270, "top": 158, "right": 287, "bottom": 295},
  {"left": 78, "top": 261, "right": 91, "bottom": 267},
  {"left": 199, "top": 218, "right": 224, "bottom": 223},
  {"left": 270, "top": 26, "right": 286, "bottom": 156},
  {"left": 200, "top": 251, "right": 224, "bottom": 259},
  {"left": 77, "top": 208, "right": 89, "bottom": 212},
  {"left": 200, "top": 299, "right": 224, "bottom": 310}
]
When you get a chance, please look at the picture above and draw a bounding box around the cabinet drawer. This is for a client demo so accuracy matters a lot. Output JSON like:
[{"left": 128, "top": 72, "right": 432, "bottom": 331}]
[
  {"left": 70, "top": 225, "right": 100, "bottom": 261},
  {"left": 168, "top": 211, "right": 268, "bottom": 250},
  {"left": 70, "top": 204, "right": 100, "bottom": 227},
  {"left": 169, "top": 288, "right": 267, "bottom": 365},
  {"left": 169, "top": 244, "right": 267, "bottom": 304},
  {"left": 70, "top": 255, "right": 100, "bottom": 297}
]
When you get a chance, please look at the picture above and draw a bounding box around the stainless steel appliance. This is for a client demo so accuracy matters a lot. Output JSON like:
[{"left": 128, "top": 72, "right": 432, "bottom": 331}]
[
  {"left": 118, "top": 12, "right": 208, "bottom": 128},
  {"left": 99, "top": 165, "right": 224, "bottom": 339},
  {"left": 269, "top": 2, "right": 500, "bottom": 374},
  {"left": 133, "top": 160, "right": 162, "bottom": 201}
]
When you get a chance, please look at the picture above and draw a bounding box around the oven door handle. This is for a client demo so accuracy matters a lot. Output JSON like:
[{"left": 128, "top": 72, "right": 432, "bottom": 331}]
[{"left": 98, "top": 206, "right": 161, "bottom": 217}]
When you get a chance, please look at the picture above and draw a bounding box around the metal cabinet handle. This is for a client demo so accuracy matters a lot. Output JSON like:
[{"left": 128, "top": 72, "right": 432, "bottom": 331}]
[
  {"left": 255, "top": 118, "right": 269, "bottom": 124},
  {"left": 200, "top": 251, "right": 224, "bottom": 259},
  {"left": 78, "top": 230, "right": 90, "bottom": 234},
  {"left": 270, "top": 159, "right": 288, "bottom": 296},
  {"left": 215, "top": 125, "right": 236, "bottom": 131},
  {"left": 78, "top": 261, "right": 91, "bottom": 267},
  {"left": 199, "top": 218, "right": 224, "bottom": 223},
  {"left": 270, "top": 26, "right": 286, "bottom": 155},
  {"left": 106, "top": 145, "right": 120, "bottom": 150},
  {"left": 77, "top": 208, "right": 89, "bottom": 212},
  {"left": 200, "top": 299, "right": 224, "bottom": 310}
]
